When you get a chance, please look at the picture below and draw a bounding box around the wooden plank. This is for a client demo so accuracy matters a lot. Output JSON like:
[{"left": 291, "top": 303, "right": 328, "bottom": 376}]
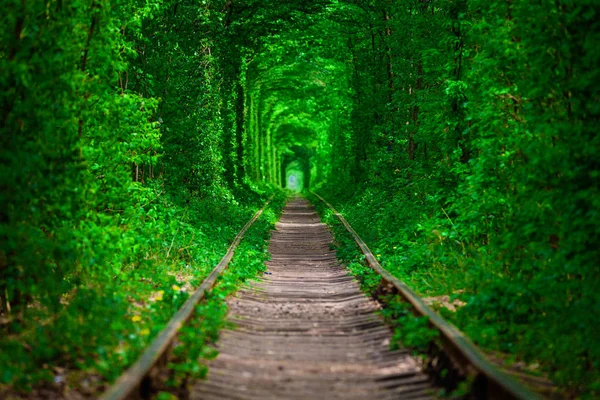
[
  {"left": 190, "top": 197, "right": 436, "bottom": 398},
  {"left": 312, "top": 192, "right": 538, "bottom": 400},
  {"left": 100, "top": 198, "right": 273, "bottom": 400}
]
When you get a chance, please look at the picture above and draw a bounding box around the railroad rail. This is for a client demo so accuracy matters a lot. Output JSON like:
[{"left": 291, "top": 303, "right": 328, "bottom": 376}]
[
  {"left": 102, "top": 194, "right": 538, "bottom": 400},
  {"left": 312, "top": 192, "right": 538, "bottom": 400},
  {"left": 100, "top": 198, "right": 272, "bottom": 400},
  {"left": 192, "top": 197, "right": 436, "bottom": 399}
]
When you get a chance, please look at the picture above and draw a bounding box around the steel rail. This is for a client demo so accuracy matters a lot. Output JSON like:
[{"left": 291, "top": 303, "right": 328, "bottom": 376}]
[
  {"left": 312, "top": 191, "right": 538, "bottom": 400},
  {"left": 100, "top": 198, "right": 273, "bottom": 400}
]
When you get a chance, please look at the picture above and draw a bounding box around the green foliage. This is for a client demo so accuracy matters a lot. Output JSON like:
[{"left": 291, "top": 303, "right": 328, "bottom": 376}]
[
  {"left": 382, "top": 298, "right": 440, "bottom": 353},
  {"left": 312, "top": 0, "right": 600, "bottom": 396},
  {"left": 1, "top": 0, "right": 285, "bottom": 393},
  {"left": 2, "top": 0, "right": 599, "bottom": 397}
]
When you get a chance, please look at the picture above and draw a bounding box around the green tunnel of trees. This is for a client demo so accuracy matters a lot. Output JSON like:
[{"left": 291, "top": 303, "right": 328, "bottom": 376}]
[{"left": 1, "top": 0, "right": 599, "bottom": 396}]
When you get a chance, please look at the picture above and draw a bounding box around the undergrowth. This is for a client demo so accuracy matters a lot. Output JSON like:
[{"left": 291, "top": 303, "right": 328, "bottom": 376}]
[
  {"left": 310, "top": 186, "right": 597, "bottom": 398},
  {"left": 0, "top": 185, "right": 285, "bottom": 397}
]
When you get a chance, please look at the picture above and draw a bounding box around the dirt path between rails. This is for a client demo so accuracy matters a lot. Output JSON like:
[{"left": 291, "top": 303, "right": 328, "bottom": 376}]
[{"left": 191, "top": 197, "right": 437, "bottom": 400}]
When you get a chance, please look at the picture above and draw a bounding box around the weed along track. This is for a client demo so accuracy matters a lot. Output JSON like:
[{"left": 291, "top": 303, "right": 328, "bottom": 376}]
[
  {"left": 191, "top": 197, "right": 434, "bottom": 399},
  {"left": 103, "top": 196, "right": 537, "bottom": 400}
]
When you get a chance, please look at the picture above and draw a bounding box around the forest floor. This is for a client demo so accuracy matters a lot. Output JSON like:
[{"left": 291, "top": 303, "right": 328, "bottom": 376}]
[{"left": 192, "top": 197, "right": 436, "bottom": 399}]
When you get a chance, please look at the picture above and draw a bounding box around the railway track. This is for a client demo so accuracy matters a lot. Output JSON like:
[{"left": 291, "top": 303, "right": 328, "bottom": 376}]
[{"left": 101, "top": 196, "right": 537, "bottom": 400}]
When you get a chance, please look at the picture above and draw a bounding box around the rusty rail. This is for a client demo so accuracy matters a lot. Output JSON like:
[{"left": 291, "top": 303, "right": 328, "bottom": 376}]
[
  {"left": 312, "top": 191, "right": 538, "bottom": 400},
  {"left": 100, "top": 198, "right": 272, "bottom": 400}
]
